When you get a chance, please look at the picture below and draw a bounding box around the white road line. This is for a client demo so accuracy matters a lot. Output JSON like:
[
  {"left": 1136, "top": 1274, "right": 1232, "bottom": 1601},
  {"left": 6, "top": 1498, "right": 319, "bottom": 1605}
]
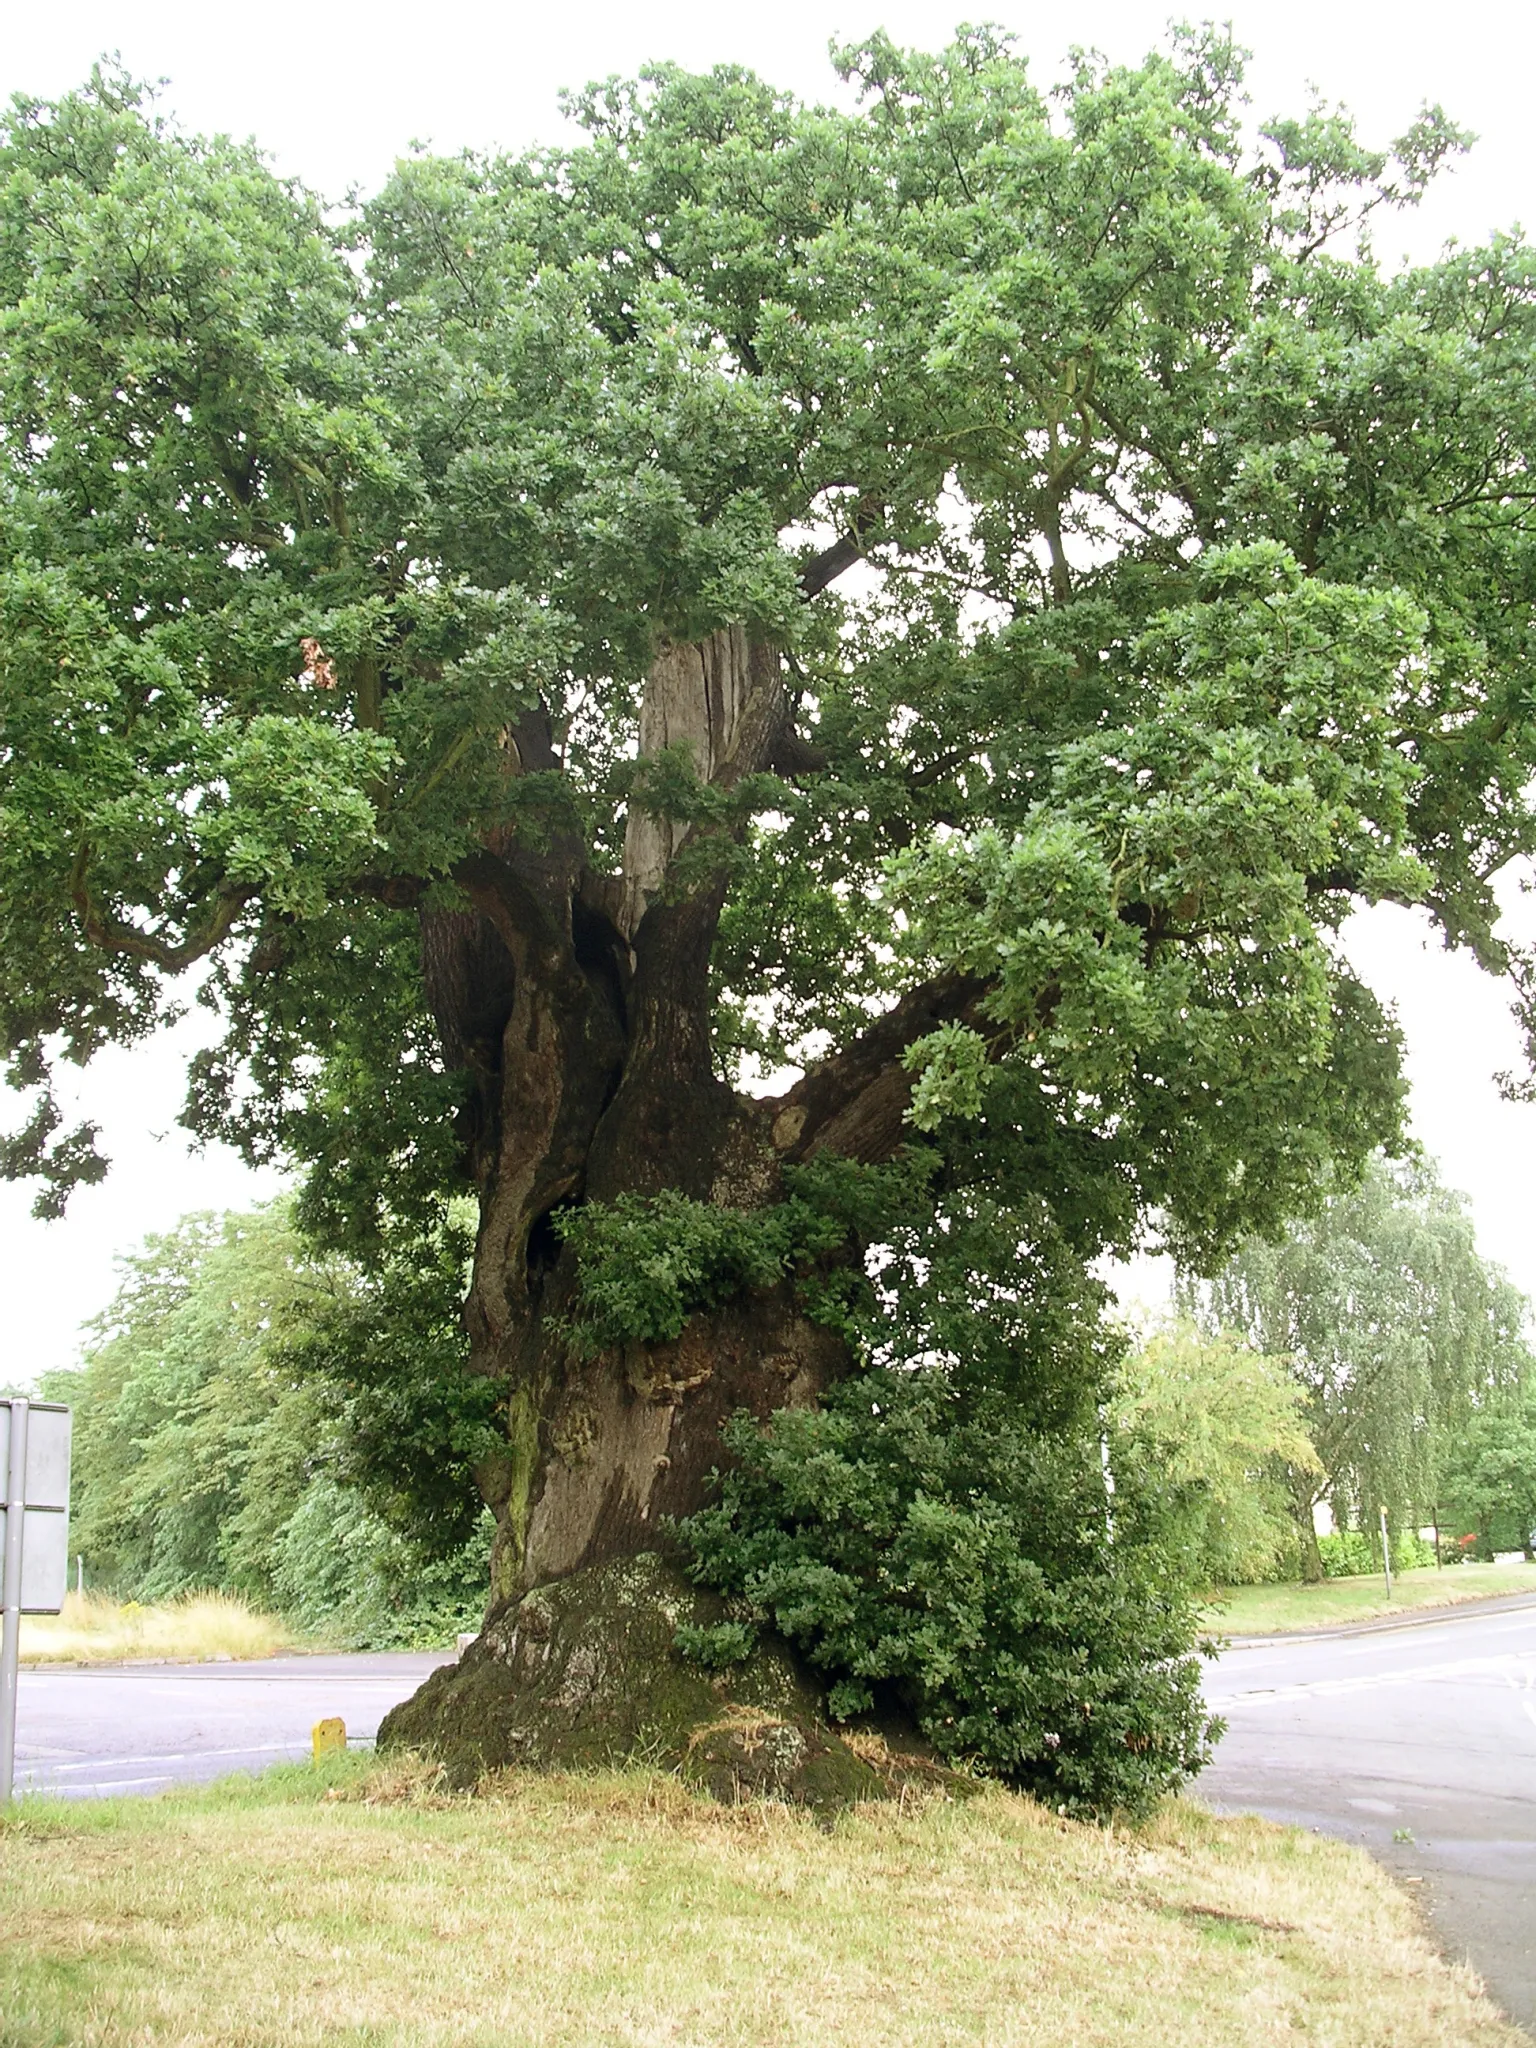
[
  {"left": 1217, "top": 1652, "right": 1536, "bottom": 1705},
  {"left": 20, "top": 1739, "right": 362, "bottom": 1775},
  {"left": 25, "top": 1742, "right": 299, "bottom": 1772},
  {"left": 23, "top": 1678, "right": 417, "bottom": 1693}
]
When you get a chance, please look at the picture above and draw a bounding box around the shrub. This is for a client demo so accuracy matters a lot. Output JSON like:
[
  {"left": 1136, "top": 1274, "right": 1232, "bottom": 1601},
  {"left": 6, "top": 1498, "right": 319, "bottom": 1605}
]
[
  {"left": 678, "top": 1367, "right": 1221, "bottom": 1819},
  {"left": 1318, "top": 1528, "right": 1434, "bottom": 1578}
]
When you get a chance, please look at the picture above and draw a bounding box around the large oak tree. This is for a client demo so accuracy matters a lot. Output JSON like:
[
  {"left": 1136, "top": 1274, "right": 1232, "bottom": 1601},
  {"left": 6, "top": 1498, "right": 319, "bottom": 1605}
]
[{"left": 5, "top": 32, "right": 1536, "bottom": 1755}]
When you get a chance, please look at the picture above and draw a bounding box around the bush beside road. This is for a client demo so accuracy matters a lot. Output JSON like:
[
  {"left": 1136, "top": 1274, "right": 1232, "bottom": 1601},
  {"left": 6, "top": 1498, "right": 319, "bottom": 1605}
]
[{"left": 0, "top": 1758, "right": 1524, "bottom": 2048}]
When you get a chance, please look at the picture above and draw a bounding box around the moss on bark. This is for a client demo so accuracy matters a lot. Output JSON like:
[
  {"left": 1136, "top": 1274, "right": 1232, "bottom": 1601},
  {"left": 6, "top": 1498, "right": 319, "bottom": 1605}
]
[{"left": 377, "top": 1552, "right": 915, "bottom": 1809}]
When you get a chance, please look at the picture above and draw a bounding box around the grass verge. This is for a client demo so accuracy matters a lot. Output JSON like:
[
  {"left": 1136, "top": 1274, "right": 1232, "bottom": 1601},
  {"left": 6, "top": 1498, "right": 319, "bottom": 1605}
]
[
  {"left": 1204, "top": 1559, "right": 1536, "bottom": 1637},
  {"left": 18, "top": 1589, "right": 302, "bottom": 1666},
  {"left": 0, "top": 1755, "right": 1524, "bottom": 2047}
]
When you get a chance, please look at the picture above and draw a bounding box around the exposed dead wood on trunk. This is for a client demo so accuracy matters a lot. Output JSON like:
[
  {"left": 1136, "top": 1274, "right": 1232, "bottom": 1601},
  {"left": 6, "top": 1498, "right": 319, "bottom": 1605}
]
[
  {"left": 618, "top": 626, "right": 784, "bottom": 939},
  {"left": 523, "top": 1283, "right": 844, "bottom": 1586}
]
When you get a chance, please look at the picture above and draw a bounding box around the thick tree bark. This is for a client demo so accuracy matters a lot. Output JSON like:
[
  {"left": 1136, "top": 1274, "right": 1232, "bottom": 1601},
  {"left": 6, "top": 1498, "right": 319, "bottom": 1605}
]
[
  {"left": 1292, "top": 1488, "right": 1327, "bottom": 1583},
  {"left": 415, "top": 625, "right": 968, "bottom": 1621}
]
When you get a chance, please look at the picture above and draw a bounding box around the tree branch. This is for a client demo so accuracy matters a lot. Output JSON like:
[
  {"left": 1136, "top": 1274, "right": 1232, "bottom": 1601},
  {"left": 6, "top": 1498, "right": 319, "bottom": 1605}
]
[
  {"left": 908, "top": 746, "right": 973, "bottom": 790},
  {"left": 767, "top": 728, "right": 830, "bottom": 777},
  {"left": 763, "top": 970, "right": 992, "bottom": 1165},
  {"left": 349, "top": 872, "right": 429, "bottom": 909},
  {"left": 70, "top": 848, "right": 254, "bottom": 972},
  {"left": 799, "top": 495, "right": 885, "bottom": 599}
]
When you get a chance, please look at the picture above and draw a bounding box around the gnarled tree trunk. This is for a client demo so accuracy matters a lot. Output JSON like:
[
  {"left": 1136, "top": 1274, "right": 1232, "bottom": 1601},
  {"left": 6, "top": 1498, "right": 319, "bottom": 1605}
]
[{"left": 382, "top": 624, "right": 982, "bottom": 1787}]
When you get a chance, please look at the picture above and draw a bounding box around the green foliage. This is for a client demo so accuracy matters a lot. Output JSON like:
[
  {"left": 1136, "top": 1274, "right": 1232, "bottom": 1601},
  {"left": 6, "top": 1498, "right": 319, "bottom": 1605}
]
[
  {"left": 275, "top": 1198, "right": 501, "bottom": 1553},
  {"left": 7, "top": 32, "right": 1536, "bottom": 1784},
  {"left": 269, "top": 1477, "right": 492, "bottom": 1650},
  {"left": 0, "top": 33, "right": 1528, "bottom": 1274},
  {"left": 40, "top": 1201, "right": 490, "bottom": 1645},
  {"left": 554, "top": 1154, "right": 939, "bottom": 1355},
  {"left": 679, "top": 1368, "right": 1220, "bottom": 1819},
  {"left": 1316, "top": 1529, "right": 1435, "bottom": 1578},
  {"left": 1109, "top": 1319, "right": 1320, "bottom": 1588},
  {"left": 671, "top": 1620, "right": 756, "bottom": 1671},
  {"left": 1315, "top": 1531, "right": 1371, "bottom": 1578},
  {"left": 555, "top": 1184, "right": 849, "bottom": 1353},
  {"left": 1439, "top": 1377, "right": 1536, "bottom": 1557},
  {"left": 1186, "top": 1155, "right": 1535, "bottom": 1541}
]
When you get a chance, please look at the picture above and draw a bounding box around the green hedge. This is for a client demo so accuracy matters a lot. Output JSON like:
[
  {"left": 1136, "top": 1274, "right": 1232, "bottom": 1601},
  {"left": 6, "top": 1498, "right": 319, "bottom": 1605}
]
[{"left": 1317, "top": 1528, "right": 1435, "bottom": 1578}]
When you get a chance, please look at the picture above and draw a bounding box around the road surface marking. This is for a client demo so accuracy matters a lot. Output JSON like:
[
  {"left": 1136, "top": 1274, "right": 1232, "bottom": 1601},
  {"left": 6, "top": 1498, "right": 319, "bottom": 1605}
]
[
  {"left": 1217, "top": 1651, "right": 1536, "bottom": 1705},
  {"left": 20, "top": 1738, "right": 371, "bottom": 1778}
]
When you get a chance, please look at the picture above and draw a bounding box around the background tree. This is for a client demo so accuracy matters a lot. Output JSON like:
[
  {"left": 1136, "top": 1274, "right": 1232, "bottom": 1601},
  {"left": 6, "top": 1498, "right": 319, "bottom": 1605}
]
[
  {"left": 1440, "top": 1376, "right": 1536, "bottom": 1560},
  {"left": 1185, "top": 1156, "right": 1534, "bottom": 1575},
  {"left": 1108, "top": 1319, "right": 1319, "bottom": 1588},
  {"left": 5, "top": 32, "right": 1536, "bottom": 1795},
  {"left": 40, "top": 1202, "right": 494, "bottom": 1645}
]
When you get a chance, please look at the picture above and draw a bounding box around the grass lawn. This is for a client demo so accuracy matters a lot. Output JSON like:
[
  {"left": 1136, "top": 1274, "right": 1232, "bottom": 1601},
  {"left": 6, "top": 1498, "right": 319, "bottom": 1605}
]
[
  {"left": 0, "top": 1755, "right": 1524, "bottom": 2047},
  {"left": 1205, "top": 1559, "right": 1536, "bottom": 1637},
  {"left": 18, "top": 1590, "right": 303, "bottom": 1666}
]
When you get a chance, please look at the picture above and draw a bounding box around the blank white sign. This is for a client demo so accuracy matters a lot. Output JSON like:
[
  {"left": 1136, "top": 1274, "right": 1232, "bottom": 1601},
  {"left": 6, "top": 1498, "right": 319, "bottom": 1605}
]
[
  {"left": 2, "top": 1402, "right": 72, "bottom": 1614},
  {"left": 0, "top": 1402, "right": 71, "bottom": 1511},
  {"left": 1, "top": 1506, "right": 69, "bottom": 1613}
]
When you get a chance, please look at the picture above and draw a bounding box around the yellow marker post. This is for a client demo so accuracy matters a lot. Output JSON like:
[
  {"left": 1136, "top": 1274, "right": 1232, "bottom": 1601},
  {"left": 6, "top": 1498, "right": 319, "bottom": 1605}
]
[{"left": 312, "top": 1716, "right": 346, "bottom": 1761}]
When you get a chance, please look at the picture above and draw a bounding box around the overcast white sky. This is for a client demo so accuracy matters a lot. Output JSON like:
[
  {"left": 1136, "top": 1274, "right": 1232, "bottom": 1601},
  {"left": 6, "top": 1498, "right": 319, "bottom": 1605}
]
[{"left": 4, "top": 0, "right": 1536, "bottom": 1377}]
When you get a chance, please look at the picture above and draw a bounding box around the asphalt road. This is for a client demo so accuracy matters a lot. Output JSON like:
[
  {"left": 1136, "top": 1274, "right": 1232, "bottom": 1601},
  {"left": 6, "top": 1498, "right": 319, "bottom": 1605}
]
[
  {"left": 1200, "top": 1596, "right": 1536, "bottom": 2033},
  {"left": 12, "top": 1652, "right": 452, "bottom": 1796}
]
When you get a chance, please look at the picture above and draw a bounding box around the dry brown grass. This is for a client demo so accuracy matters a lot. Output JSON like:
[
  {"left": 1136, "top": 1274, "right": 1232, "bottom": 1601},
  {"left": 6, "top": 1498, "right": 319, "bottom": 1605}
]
[
  {"left": 0, "top": 1755, "right": 1525, "bottom": 2047},
  {"left": 18, "top": 1589, "right": 301, "bottom": 1667}
]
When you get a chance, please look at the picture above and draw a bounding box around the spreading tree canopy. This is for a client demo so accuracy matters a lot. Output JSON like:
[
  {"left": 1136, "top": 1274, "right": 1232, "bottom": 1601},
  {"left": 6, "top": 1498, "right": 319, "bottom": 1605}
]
[{"left": 5, "top": 29, "right": 1536, "bottom": 1792}]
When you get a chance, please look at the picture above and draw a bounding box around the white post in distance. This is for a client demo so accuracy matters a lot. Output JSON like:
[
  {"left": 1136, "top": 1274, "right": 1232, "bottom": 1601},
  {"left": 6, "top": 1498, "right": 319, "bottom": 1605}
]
[
  {"left": 1, "top": 1399, "right": 72, "bottom": 1803},
  {"left": 0, "top": 1399, "right": 26, "bottom": 1804}
]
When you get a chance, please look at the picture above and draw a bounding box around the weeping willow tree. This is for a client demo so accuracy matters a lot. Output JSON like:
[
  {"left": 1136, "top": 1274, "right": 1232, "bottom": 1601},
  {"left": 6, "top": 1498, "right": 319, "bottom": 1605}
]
[
  {"left": 1185, "top": 1158, "right": 1535, "bottom": 1574},
  {"left": 5, "top": 30, "right": 1536, "bottom": 1793}
]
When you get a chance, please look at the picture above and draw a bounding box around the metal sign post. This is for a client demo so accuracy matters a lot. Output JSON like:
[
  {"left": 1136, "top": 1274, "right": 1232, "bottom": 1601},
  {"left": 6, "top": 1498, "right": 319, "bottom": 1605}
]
[{"left": 1, "top": 1399, "right": 72, "bottom": 1803}]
